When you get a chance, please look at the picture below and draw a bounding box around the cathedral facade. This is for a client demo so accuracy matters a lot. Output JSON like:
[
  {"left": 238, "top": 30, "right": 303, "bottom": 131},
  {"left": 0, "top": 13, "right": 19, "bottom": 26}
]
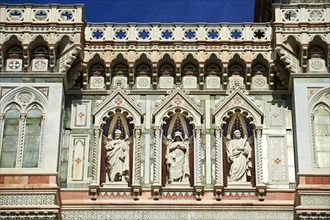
[{"left": 0, "top": 1, "right": 329, "bottom": 219}]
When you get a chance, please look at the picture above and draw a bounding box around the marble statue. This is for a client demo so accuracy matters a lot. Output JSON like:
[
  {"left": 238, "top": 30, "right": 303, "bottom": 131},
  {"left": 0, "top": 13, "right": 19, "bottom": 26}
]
[
  {"left": 165, "top": 131, "right": 190, "bottom": 184},
  {"left": 227, "top": 130, "right": 252, "bottom": 182},
  {"left": 105, "top": 129, "right": 129, "bottom": 182}
]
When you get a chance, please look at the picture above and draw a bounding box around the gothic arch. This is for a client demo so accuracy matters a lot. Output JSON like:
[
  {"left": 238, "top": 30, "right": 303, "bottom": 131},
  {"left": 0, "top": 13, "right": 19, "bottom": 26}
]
[
  {"left": 309, "top": 87, "right": 330, "bottom": 168},
  {"left": 0, "top": 87, "right": 47, "bottom": 168},
  {"left": 91, "top": 85, "right": 144, "bottom": 197},
  {"left": 152, "top": 86, "right": 204, "bottom": 198},
  {"left": 213, "top": 89, "right": 264, "bottom": 188},
  {"left": 0, "top": 87, "right": 47, "bottom": 114}
]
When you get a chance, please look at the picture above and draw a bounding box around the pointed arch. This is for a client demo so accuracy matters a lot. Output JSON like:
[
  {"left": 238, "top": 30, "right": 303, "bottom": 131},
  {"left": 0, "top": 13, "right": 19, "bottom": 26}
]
[
  {"left": 91, "top": 86, "right": 144, "bottom": 192},
  {"left": 213, "top": 89, "right": 264, "bottom": 187},
  {"left": 152, "top": 87, "right": 203, "bottom": 191},
  {"left": 309, "top": 87, "right": 330, "bottom": 168}
]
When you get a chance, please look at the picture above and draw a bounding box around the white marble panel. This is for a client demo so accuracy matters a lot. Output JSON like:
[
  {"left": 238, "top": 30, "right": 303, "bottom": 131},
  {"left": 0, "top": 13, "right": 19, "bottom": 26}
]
[
  {"left": 307, "top": 57, "right": 327, "bottom": 72},
  {"left": 268, "top": 136, "right": 288, "bottom": 184},
  {"left": 158, "top": 76, "right": 174, "bottom": 89},
  {"left": 71, "top": 100, "right": 91, "bottom": 129},
  {"left": 31, "top": 58, "right": 48, "bottom": 71},
  {"left": 205, "top": 76, "right": 221, "bottom": 89},
  {"left": 228, "top": 75, "right": 245, "bottom": 90},
  {"left": 136, "top": 76, "right": 151, "bottom": 89},
  {"left": 251, "top": 75, "right": 269, "bottom": 90},
  {"left": 6, "top": 59, "right": 22, "bottom": 72},
  {"left": 182, "top": 76, "right": 198, "bottom": 89},
  {"left": 89, "top": 76, "right": 105, "bottom": 89},
  {"left": 67, "top": 135, "right": 89, "bottom": 183},
  {"left": 112, "top": 76, "right": 128, "bottom": 88}
]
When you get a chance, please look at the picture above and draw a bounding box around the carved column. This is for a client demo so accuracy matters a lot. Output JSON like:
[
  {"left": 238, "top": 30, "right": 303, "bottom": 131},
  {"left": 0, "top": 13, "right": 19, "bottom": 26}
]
[
  {"left": 152, "top": 63, "right": 158, "bottom": 89},
  {"left": 194, "top": 127, "right": 204, "bottom": 200},
  {"left": 16, "top": 114, "right": 26, "bottom": 168},
  {"left": 132, "top": 127, "right": 142, "bottom": 200},
  {"left": 302, "top": 45, "right": 308, "bottom": 73},
  {"left": 175, "top": 63, "right": 181, "bottom": 85},
  {"left": 37, "top": 114, "right": 46, "bottom": 167},
  {"left": 49, "top": 45, "right": 55, "bottom": 72},
  {"left": 0, "top": 115, "right": 4, "bottom": 158},
  {"left": 22, "top": 45, "right": 29, "bottom": 72},
  {"left": 82, "top": 63, "right": 88, "bottom": 90},
  {"left": 105, "top": 63, "right": 111, "bottom": 90},
  {"left": 152, "top": 127, "right": 162, "bottom": 200},
  {"left": 246, "top": 64, "right": 252, "bottom": 90},
  {"left": 213, "top": 127, "right": 224, "bottom": 200},
  {"left": 128, "top": 64, "right": 135, "bottom": 88},
  {"left": 0, "top": 49, "right": 3, "bottom": 72},
  {"left": 222, "top": 63, "right": 228, "bottom": 89},
  {"left": 269, "top": 63, "right": 275, "bottom": 90},
  {"left": 199, "top": 64, "right": 204, "bottom": 88},
  {"left": 254, "top": 127, "right": 266, "bottom": 201},
  {"left": 92, "top": 126, "right": 101, "bottom": 183},
  {"left": 89, "top": 126, "right": 101, "bottom": 200}
]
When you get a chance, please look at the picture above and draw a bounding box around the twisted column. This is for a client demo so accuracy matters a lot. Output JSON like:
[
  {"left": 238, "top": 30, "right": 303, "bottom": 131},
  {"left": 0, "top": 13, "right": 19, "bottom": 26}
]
[
  {"left": 255, "top": 128, "right": 263, "bottom": 184},
  {"left": 38, "top": 114, "right": 46, "bottom": 167},
  {"left": 195, "top": 128, "right": 202, "bottom": 184},
  {"left": 92, "top": 127, "right": 101, "bottom": 183},
  {"left": 134, "top": 128, "right": 141, "bottom": 184},
  {"left": 16, "top": 114, "right": 26, "bottom": 167},
  {"left": 214, "top": 127, "right": 222, "bottom": 184},
  {"left": 0, "top": 115, "right": 4, "bottom": 158},
  {"left": 153, "top": 127, "right": 161, "bottom": 184}
]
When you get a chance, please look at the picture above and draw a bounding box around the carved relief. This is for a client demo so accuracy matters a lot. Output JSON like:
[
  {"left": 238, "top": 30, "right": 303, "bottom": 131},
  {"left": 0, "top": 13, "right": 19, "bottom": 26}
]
[
  {"left": 105, "top": 129, "right": 130, "bottom": 183},
  {"left": 226, "top": 130, "right": 252, "bottom": 183},
  {"left": 165, "top": 131, "right": 190, "bottom": 184},
  {"left": 213, "top": 89, "right": 264, "bottom": 186}
]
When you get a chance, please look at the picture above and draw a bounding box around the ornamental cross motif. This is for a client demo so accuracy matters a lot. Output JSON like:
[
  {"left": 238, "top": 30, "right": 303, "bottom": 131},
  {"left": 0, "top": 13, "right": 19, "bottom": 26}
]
[
  {"left": 272, "top": 112, "right": 279, "bottom": 118},
  {"left": 75, "top": 157, "right": 82, "bottom": 164},
  {"left": 232, "top": 97, "right": 243, "bottom": 106},
  {"left": 274, "top": 158, "right": 281, "bottom": 164},
  {"left": 78, "top": 112, "right": 85, "bottom": 119},
  {"left": 173, "top": 98, "right": 183, "bottom": 106},
  {"left": 114, "top": 97, "right": 123, "bottom": 106}
]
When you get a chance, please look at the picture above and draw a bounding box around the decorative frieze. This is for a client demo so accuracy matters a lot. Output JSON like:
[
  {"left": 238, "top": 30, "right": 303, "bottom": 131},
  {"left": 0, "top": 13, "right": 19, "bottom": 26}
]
[
  {"left": 300, "top": 194, "right": 330, "bottom": 207},
  {"left": 0, "top": 194, "right": 55, "bottom": 206},
  {"left": 62, "top": 209, "right": 294, "bottom": 220}
]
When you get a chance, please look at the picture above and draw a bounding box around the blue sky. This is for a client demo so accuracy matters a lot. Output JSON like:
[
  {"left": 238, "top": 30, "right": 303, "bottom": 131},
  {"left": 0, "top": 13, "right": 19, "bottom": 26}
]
[{"left": 1, "top": 0, "right": 255, "bottom": 23}]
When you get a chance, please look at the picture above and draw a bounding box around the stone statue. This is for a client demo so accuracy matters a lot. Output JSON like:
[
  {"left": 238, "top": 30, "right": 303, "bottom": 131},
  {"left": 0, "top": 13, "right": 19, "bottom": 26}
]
[
  {"left": 165, "top": 131, "right": 190, "bottom": 184},
  {"left": 227, "top": 130, "right": 252, "bottom": 182},
  {"left": 105, "top": 129, "right": 129, "bottom": 183}
]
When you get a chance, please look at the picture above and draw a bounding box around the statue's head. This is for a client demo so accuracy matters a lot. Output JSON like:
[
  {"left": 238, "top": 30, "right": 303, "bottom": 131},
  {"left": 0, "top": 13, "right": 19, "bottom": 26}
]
[
  {"left": 114, "top": 129, "right": 122, "bottom": 140},
  {"left": 174, "top": 131, "right": 183, "bottom": 141},
  {"left": 233, "top": 130, "right": 241, "bottom": 139}
]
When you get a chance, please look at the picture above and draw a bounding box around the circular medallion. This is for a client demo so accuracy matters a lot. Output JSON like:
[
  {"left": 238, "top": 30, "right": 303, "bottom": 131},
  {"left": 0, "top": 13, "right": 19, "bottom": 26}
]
[
  {"left": 92, "top": 78, "right": 103, "bottom": 87},
  {"left": 138, "top": 78, "right": 149, "bottom": 87},
  {"left": 8, "top": 60, "right": 20, "bottom": 70},
  {"left": 34, "top": 60, "right": 46, "bottom": 70},
  {"left": 254, "top": 78, "right": 266, "bottom": 87},
  {"left": 17, "top": 93, "right": 33, "bottom": 104},
  {"left": 311, "top": 60, "right": 323, "bottom": 70},
  {"left": 207, "top": 78, "right": 218, "bottom": 88}
]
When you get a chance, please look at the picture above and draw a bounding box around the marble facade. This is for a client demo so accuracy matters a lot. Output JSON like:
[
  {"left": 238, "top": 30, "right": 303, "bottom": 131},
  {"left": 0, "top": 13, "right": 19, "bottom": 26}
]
[{"left": 0, "top": 1, "right": 329, "bottom": 220}]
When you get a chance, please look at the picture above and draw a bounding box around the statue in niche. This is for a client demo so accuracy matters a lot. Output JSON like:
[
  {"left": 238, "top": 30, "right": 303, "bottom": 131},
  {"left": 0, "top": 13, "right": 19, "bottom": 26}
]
[
  {"left": 105, "top": 129, "right": 129, "bottom": 183},
  {"left": 165, "top": 131, "right": 190, "bottom": 184},
  {"left": 227, "top": 130, "right": 252, "bottom": 182}
]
